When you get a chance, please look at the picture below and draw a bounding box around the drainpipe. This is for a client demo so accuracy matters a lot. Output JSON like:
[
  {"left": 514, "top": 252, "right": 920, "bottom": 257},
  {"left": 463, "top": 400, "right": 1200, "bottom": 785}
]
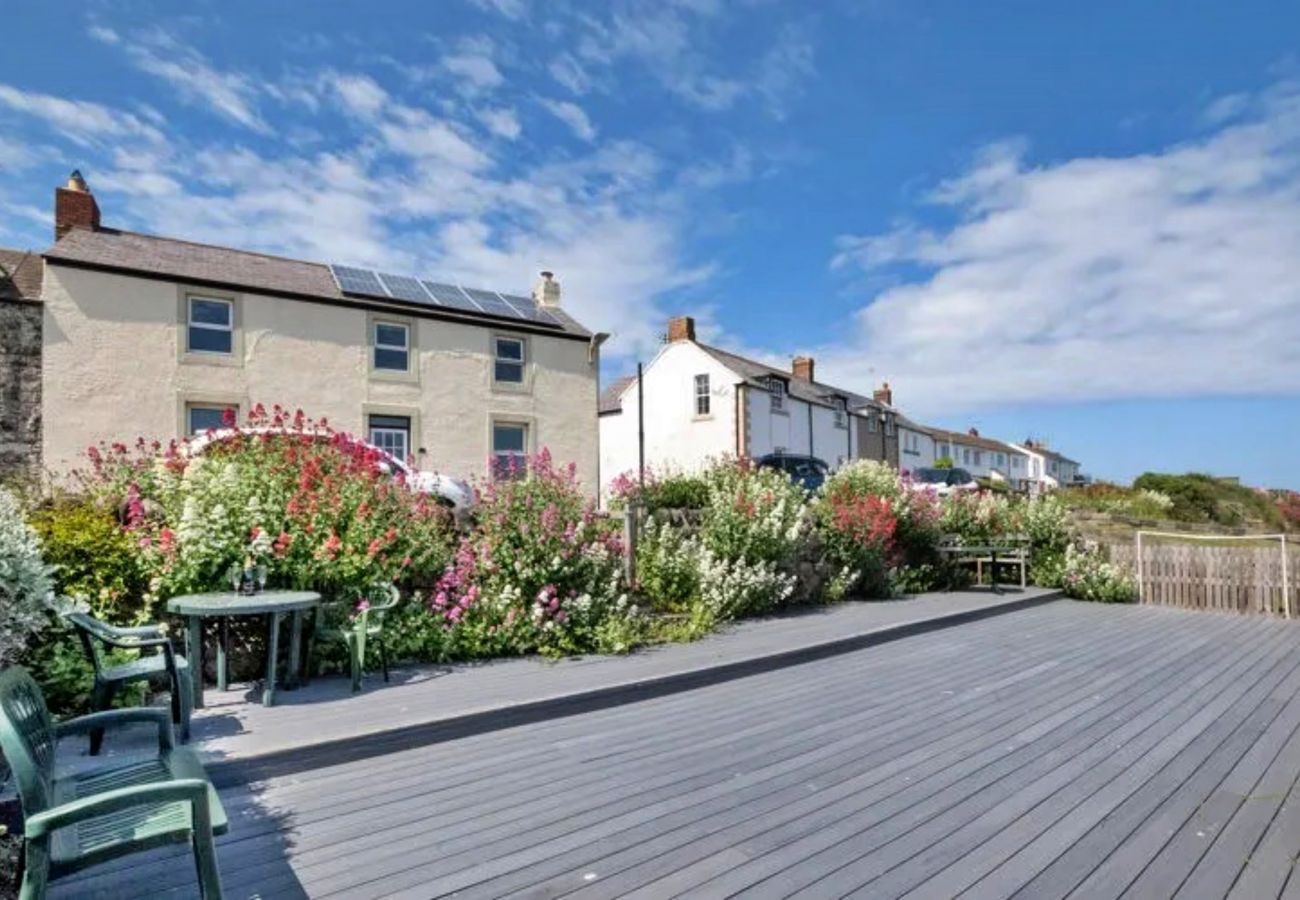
[{"left": 807, "top": 401, "right": 814, "bottom": 459}]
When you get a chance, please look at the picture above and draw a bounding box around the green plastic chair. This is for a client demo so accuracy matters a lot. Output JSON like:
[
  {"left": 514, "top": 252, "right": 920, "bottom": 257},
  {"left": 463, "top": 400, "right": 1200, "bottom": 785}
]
[
  {"left": 0, "top": 667, "right": 226, "bottom": 899},
  {"left": 313, "top": 586, "right": 401, "bottom": 693},
  {"left": 66, "top": 611, "right": 192, "bottom": 754}
]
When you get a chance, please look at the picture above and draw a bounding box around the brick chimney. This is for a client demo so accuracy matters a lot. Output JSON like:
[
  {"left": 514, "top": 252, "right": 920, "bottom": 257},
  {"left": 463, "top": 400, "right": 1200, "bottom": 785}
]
[
  {"left": 968, "top": 427, "right": 980, "bottom": 437},
  {"left": 872, "top": 381, "right": 893, "bottom": 406},
  {"left": 54, "top": 170, "right": 101, "bottom": 241},
  {"left": 791, "top": 356, "right": 815, "bottom": 381},
  {"left": 666, "top": 315, "right": 696, "bottom": 343},
  {"left": 532, "top": 270, "right": 561, "bottom": 307}
]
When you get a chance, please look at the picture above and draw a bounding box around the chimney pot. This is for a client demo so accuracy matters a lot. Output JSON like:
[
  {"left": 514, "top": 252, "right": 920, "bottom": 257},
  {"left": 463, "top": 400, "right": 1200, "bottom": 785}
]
[
  {"left": 872, "top": 381, "right": 893, "bottom": 406},
  {"left": 532, "top": 270, "right": 561, "bottom": 307},
  {"left": 791, "top": 356, "right": 815, "bottom": 381},
  {"left": 968, "top": 427, "right": 980, "bottom": 437},
  {"left": 666, "top": 315, "right": 696, "bottom": 343},
  {"left": 54, "top": 170, "right": 100, "bottom": 241}
]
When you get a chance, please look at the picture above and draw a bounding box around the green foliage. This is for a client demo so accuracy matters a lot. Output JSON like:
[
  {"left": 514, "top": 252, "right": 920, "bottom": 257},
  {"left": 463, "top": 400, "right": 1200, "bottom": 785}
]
[
  {"left": 1131, "top": 472, "right": 1284, "bottom": 528},
  {"left": 0, "top": 485, "right": 55, "bottom": 667},
  {"left": 933, "top": 457, "right": 954, "bottom": 469},
  {"left": 635, "top": 516, "right": 700, "bottom": 611},
  {"left": 1059, "top": 544, "right": 1136, "bottom": 602},
  {"left": 1058, "top": 482, "right": 1175, "bottom": 519},
  {"left": 608, "top": 467, "right": 710, "bottom": 513},
  {"left": 27, "top": 498, "right": 153, "bottom": 623}
]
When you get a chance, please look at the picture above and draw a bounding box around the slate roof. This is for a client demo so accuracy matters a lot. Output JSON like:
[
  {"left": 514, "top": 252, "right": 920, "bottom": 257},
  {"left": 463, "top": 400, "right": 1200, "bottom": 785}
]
[
  {"left": 43, "top": 227, "right": 593, "bottom": 338},
  {"left": 599, "top": 375, "right": 636, "bottom": 414},
  {"left": 923, "top": 425, "right": 1027, "bottom": 455},
  {"left": 1022, "top": 443, "right": 1081, "bottom": 466},
  {"left": 602, "top": 341, "right": 892, "bottom": 416},
  {"left": 0, "top": 248, "right": 43, "bottom": 301},
  {"left": 694, "top": 343, "right": 883, "bottom": 411}
]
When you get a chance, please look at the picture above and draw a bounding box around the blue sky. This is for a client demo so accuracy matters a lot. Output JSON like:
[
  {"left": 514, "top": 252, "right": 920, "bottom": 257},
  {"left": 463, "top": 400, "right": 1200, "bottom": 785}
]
[{"left": 2, "top": 1, "right": 1298, "bottom": 488}]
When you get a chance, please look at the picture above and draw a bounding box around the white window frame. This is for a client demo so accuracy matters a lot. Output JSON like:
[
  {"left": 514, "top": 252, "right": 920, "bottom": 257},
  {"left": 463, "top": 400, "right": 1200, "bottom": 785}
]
[
  {"left": 494, "top": 336, "right": 526, "bottom": 385},
  {"left": 368, "top": 414, "right": 411, "bottom": 462},
  {"left": 832, "top": 396, "right": 847, "bottom": 428},
  {"left": 186, "top": 402, "right": 236, "bottom": 435},
  {"left": 767, "top": 377, "right": 786, "bottom": 413},
  {"left": 694, "top": 374, "right": 711, "bottom": 417},
  {"left": 372, "top": 320, "right": 410, "bottom": 373},
  {"left": 868, "top": 414, "right": 878, "bottom": 433},
  {"left": 492, "top": 421, "right": 529, "bottom": 477},
  {"left": 186, "top": 296, "right": 234, "bottom": 356}
]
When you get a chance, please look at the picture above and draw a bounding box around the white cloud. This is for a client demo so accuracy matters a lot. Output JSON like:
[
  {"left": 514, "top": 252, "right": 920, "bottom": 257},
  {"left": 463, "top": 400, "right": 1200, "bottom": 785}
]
[
  {"left": 466, "top": 0, "right": 529, "bottom": 20},
  {"left": 825, "top": 81, "right": 1300, "bottom": 416},
  {"left": 94, "top": 28, "right": 269, "bottom": 133},
  {"left": 477, "top": 106, "right": 522, "bottom": 139},
  {"left": 0, "top": 84, "right": 164, "bottom": 145},
  {"left": 540, "top": 99, "right": 597, "bottom": 141},
  {"left": 443, "top": 48, "right": 504, "bottom": 92}
]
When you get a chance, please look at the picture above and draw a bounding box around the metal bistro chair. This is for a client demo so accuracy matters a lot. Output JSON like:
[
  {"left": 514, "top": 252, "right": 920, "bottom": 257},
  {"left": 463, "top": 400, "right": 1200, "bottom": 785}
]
[
  {"left": 66, "top": 612, "right": 192, "bottom": 754},
  {"left": 312, "top": 586, "right": 402, "bottom": 693},
  {"left": 0, "top": 667, "right": 225, "bottom": 900}
]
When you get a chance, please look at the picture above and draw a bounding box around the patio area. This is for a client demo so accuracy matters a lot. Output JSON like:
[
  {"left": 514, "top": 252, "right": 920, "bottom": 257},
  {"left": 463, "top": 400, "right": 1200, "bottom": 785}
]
[
  {"left": 73, "top": 588, "right": 1057, "bottom": 782},
  {"left": 42, "top": 595, "right": 1300, "bottom": 898}
]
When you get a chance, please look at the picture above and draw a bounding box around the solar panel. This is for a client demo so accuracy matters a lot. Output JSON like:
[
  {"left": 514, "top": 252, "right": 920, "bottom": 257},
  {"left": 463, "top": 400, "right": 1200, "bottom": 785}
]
[
  {"left": 330, "top": 264, "right": 564, "bottom": 329},
  {"left": 421, "top": 281, "right": 483, "bottom": 314},
  {"left": 463, "top": 288, "right": 525, "bottom": 319},
  {"left": 502, "top": 292, "right": 562, "bottom": 326},
  {"left": 330, "top": 265, "right": 387, "bottom": 297},
  {"left": 377, "top": 273, "right": 432, "bottom": 304}
]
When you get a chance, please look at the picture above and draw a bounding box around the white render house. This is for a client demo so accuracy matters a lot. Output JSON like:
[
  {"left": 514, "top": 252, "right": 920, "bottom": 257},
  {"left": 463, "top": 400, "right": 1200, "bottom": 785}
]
[
  {"left": 926, "top": 426, "right": 1032, "bottom": 484},
  {"left": 598, "top": 316, "right": 901, "bottom": 499},
  {"left": 1011, "top": 440, "right": 1083, "bottom": 491},
  {"left": 897, "top": 417, "right": 936, "bottom": 472}
]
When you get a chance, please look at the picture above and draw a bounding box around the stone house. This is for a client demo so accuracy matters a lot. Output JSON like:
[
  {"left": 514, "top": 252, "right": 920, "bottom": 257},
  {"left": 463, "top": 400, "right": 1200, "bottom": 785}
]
[
  {"left": 23, "top": 172, "right": 605, "bottom": 491},
  {"left": 0, "top": 248, "right": 43, "bottom": 481}
]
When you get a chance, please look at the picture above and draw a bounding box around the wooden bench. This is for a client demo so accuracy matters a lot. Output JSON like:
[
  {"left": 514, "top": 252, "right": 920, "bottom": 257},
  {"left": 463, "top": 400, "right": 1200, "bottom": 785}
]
[
  {"left": 0, "top": 667, "right": 226, "bottom": 899},
  {"left": 938, "top": 536, "right": 1031, "bottom": 591}
]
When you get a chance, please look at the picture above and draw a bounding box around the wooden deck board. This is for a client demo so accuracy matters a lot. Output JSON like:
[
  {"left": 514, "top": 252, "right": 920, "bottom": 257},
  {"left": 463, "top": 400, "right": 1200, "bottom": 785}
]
[{"left": 51, "top": 600, "right": 1300, "bottom": 900}]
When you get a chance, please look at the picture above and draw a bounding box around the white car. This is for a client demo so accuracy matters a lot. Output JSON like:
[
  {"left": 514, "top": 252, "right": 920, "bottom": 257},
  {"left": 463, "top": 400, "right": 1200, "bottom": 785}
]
[
  {"left": 182, "top": 427, "right": 476, "bottom": 524},
  {"left": 906, "top": 466, "right": 980, "bottom": 497}
]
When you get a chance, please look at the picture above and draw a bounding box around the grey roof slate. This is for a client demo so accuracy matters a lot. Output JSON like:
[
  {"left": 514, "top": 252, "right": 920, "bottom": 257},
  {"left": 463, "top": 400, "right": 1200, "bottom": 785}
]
[
  {"left": 0, "top": 247, "right": 43, "bottom": 301},
  {"left": 43, "top": 227, "right": 593, "bottom": 338}
]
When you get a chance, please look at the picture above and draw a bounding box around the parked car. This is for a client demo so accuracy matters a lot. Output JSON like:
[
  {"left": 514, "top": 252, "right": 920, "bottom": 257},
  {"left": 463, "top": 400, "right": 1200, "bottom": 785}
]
[
  {"left": 907, "top": 466, "right": 978, "bottom": 496},
  {"left": 183, "top": 427, "right": 476, "bottom": 524},
  {"left": 756, "top": 453, "right": 830, "bottom": 493}
]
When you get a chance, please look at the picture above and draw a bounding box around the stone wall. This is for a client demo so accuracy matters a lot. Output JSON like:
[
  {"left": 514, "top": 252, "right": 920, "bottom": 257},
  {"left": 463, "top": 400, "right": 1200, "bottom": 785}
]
[{"left": 0, "top": 301, "right": 41, "bottom": 481}]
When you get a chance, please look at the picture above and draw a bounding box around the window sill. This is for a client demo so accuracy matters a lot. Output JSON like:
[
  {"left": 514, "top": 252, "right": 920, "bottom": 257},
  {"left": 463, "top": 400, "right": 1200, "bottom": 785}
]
[
  {"left": 180, "top": 350, "right": 241, "bottom": 368},
  {"left": 770, "top": 408, "right": 790, "bottom": 417},
  {"left": 492, "top": 380, "right": 532, "bottom": 395},
  {"left": 692, "top": 414, "right": 714, "bottom": 422},
  {"left": 369, "top": 368, "right": 420, "bottom": 385}
]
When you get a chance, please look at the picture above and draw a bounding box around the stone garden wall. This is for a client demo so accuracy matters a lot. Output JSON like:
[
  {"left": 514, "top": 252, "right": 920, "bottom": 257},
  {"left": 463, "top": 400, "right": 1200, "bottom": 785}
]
[{"left": 0, "top": 300, "right": 41, "bottom": 481}]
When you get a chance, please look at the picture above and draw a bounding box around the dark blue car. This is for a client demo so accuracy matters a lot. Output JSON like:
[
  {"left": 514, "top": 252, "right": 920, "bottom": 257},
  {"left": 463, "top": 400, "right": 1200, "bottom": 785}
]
[{"left": 756, "top": 453, "right": 830, "bottom": 493}]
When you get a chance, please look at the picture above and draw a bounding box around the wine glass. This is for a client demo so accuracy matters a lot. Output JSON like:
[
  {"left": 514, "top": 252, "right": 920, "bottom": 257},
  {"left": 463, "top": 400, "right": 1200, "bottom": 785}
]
[
  {"left": 255, "top": 565, "right": 268, "bottom": 593},
  {"left": 227, "top": 562, "right": 242, "bottom": 593}
]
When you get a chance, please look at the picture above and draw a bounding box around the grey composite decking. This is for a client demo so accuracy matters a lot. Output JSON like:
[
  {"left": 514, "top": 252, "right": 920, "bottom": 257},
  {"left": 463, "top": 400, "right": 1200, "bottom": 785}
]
[
  {"left": 86, "top": 588, "right": 1057, "bottom": 774},
  {"left": 52, "top": 600, "right": 1300, "bottom": 899}
]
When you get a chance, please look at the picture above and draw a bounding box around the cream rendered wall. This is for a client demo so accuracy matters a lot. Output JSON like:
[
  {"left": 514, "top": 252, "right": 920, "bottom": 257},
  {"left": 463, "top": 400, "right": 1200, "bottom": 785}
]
[
  {"left": 41, "top": 265, "right": 599, "bottom": 492},
  {"left": 598, "top": 341, "right": 739, "bottom": 500}
]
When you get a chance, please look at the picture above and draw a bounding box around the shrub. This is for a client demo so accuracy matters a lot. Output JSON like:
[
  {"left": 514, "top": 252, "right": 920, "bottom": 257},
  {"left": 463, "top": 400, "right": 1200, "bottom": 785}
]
[
  {"left": 816, "top": 484, "right": 898, "bottom": 598},
  {"left": 77, "top": 405, "right": 455, "bottom": 606},
  {"left": 1016, "top": 495, "right": 1071, "bottom": 558},
  {"left": 940, "top": 491, "right": 1015, "bottom": 545},
  {"left": 27, "top": 498, "right": 153, "bottom": 623},
  {"left": 609, "top": 467, "right": 710, "bottom": 513},
  {"left": 693, "top": 548, "right": 795, "bottom": 627},
  {"left": 634, "top": 516, "right": 700, "bottom": 611},
  {"left": 1132, "top": 472, "right": 1284, "bottom": 529},
  {"left": 0, "top": 486, "right": 55, "bottom": 667},
  {"left": 697, "top": 460, "right": 808, "bottom": 568},
  {"left": 431, "top": 450, "right": 636, "bottom": 657},
  {"left": 1059, "top": 543, "right": 1136, "bottom": 603}
]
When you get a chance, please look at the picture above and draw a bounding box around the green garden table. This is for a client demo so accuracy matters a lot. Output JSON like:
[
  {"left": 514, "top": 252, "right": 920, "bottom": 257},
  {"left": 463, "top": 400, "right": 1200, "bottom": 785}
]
[{"left": 166, "top": 590, "right": 321, "bottom": 708}]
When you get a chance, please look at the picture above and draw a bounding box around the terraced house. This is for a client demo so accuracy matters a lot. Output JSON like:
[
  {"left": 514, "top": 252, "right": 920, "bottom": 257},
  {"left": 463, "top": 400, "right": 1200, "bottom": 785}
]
[
  {"left": 20, "top": 173, "right": 604, "bottom": 489},
  {"left": 599, "top": 315, "right": 905, "bottom": 498}
]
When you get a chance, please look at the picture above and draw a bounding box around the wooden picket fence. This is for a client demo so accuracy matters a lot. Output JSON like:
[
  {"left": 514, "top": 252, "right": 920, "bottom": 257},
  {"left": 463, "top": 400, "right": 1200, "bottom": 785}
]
[{"left": 1106, "top": 536, "right": 1298, "bottom": 617}]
